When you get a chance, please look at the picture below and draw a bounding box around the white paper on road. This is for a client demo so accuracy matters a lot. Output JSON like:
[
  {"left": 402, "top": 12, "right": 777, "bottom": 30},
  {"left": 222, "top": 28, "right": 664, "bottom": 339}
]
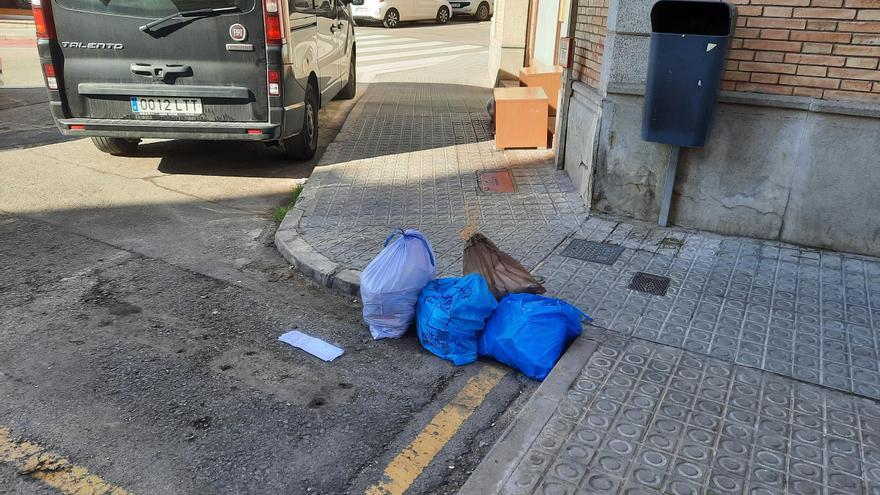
[{"left": 278, "top": 330, "right": 344, "bottom": 362}]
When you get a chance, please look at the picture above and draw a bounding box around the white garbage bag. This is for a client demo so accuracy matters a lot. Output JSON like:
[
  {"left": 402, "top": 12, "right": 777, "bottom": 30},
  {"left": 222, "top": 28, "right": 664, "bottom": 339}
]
[{"left": 361, "top": 229, "right": 436, "bottom": 340}]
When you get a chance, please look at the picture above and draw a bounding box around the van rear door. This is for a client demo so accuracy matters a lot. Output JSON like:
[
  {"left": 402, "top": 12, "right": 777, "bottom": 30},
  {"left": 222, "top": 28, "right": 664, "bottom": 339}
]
[{"left": 51, "top": 0, "right": 268, "bottom": 123}]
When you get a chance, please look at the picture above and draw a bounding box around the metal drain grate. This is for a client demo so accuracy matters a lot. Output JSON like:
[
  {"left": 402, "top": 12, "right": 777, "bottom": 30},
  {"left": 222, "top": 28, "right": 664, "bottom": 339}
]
[
  {"left": 628, "top": 272, "right": 671, "bottom": 296},
  {"left": 560, "top": 240, "right": 624, "bottom": 265},
  {"left": 478, "top": 170, "right": 517, "bottom": 193}
]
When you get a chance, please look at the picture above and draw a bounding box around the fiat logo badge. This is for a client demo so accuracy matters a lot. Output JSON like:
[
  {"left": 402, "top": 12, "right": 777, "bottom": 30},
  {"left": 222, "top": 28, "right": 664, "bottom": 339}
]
[{"left": 229, "top": 24, "right": 247, "bottom": 42}]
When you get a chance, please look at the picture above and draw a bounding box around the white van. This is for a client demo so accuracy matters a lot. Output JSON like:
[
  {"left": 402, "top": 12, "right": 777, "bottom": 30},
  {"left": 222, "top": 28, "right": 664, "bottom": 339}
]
[
  {"left": 351, "top": 0, "right": 453, "bottom": 28},
  {"left": 36, "top": 0, "right": 356, "bottom": 159}
]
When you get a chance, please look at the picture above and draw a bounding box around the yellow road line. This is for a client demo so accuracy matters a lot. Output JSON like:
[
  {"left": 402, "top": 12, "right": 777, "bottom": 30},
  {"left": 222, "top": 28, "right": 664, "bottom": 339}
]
[
  {"left": 365, "top": 364, "right": 507, "bottom": 495},
  {"left": 0, "top": 427, "right": 132, "bottom": 495}
]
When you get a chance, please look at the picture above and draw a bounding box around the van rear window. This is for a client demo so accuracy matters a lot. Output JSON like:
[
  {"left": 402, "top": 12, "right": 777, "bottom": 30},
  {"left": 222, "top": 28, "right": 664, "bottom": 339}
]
[{"left": 55, "top": 0, "right": 255, "bottom": 17}]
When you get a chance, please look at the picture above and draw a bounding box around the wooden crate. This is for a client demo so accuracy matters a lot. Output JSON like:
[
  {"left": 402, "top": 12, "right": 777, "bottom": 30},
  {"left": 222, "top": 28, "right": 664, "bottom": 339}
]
[
  {"left": 518, "top": 65, "right": 563, "bottom": 115},
  {"left": 493, "top": 87, "right": 549, "bottom": 150}
]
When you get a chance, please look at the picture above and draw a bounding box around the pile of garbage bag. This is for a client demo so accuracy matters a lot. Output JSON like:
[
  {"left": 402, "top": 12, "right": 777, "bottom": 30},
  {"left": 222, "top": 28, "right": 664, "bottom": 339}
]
[
  {"left": 463, "top": 233, "right": 546, "bottom": 300},
  {"left": 416, "top": 273, "right": 497, "bottom": 366},
  {"left": 360, "top": 229, "right": 436, "bottom": 340},
  {"left": 480, "top": 293, "right": 587, "bottom": 380},
  {"left": 360, "top": 228, "right": 590, "bottom": 380}
]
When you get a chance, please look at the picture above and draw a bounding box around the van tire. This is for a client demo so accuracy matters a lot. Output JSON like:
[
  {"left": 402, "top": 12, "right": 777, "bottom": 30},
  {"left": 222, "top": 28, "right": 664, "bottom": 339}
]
[
  {"left": 337, "top": 52, "right": 356, "bottom": 100},
  {"left": 436, "top": 6, "right": 450, "bottom": 24},
  {"left": 282, "top": 83, "right": 318, "bottom": 160},
  {"left": 91, "top": 137, "right": 139, "bottom": 156},
  {"left": 383, "top": 9, "right": 400, "bottom": 28},
  {"left": 476, "top": 2, "right": 491, "bottom": 21}
]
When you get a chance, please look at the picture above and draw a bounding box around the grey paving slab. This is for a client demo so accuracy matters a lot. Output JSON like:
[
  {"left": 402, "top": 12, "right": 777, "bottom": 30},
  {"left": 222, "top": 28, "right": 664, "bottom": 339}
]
[
  {"left": 288, "top": 82, "right": 585, "bottom": 278},
  {"left": 462, "top": 328, "right": 880, "bottom": 495},
  {"left": 534, "top": 215, "right": 880, "bottom": 400}
]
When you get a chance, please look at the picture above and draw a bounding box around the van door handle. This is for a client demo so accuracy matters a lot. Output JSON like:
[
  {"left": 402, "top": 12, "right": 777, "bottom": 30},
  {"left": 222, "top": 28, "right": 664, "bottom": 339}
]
[{"left": 130, "top": 63, "right": 192, "bottom": 82}]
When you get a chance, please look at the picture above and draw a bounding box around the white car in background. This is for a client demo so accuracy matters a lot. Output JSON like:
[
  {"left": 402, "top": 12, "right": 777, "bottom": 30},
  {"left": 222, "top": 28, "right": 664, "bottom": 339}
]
[
  {"left": 351, "top": 0, "right": 454, "bottom": 28},
  {"left": 450, "top": 0, "right": 492, "bottom": 21}
]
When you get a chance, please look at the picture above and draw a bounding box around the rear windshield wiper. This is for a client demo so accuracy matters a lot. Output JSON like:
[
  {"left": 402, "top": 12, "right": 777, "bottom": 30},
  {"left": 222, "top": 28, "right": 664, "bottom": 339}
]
[{"left": 139, "top": 6, "right": 240, "bottom": 33}]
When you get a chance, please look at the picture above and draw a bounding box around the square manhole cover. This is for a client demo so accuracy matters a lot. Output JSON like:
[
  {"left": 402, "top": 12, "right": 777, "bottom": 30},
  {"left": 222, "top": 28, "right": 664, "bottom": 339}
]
[
  {"left": 560, "top": 239, "right": 624, "bottom": 265},
  {"left": 629, "top": 272, "right": 671, "bottom": 296},
  {"left": 478, "top": 169, "right": 516, "bottom": 193}
]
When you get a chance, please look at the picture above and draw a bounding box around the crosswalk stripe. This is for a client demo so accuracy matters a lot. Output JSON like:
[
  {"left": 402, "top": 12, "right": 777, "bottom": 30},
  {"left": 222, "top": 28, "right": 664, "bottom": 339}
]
[
  {"left": 359, "top": 45, "right": 482, "bottom": 63},
  {"left": 358, "top": 40, "right": 449, "bottom": 54},
  {"left": 356, "top": 37, "right": 419, "bottom": 47},
  {"left": 359, "top": 50, "right": 488, "bottom": 76},
  {"left": 354, "top": 34, "right": 390, "bottom": 41}
]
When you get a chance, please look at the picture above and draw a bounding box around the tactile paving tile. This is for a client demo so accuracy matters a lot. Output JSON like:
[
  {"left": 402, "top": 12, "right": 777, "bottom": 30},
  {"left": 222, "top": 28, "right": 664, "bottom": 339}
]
[
  {"left": 534, "top": 215, "right": 880, "bottom": 400},
  {"left": 503, "top": 329, "right": 880, "bottom": 495},
  {"left": 560, "top": 239, "right": 625, "bottom": 265}
]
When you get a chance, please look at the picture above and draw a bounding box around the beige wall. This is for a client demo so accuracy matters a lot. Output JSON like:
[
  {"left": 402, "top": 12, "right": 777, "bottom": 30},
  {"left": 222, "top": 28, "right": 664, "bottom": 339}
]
[{"left": 488, "top": 0, "right": 531, "bottom": 83}]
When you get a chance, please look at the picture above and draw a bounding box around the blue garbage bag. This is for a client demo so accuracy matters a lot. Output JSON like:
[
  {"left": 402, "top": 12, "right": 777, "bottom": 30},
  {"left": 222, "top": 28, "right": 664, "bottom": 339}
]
[
  {"left": 361, "top": 229, "right": 436, "bottom": 340},
  {"left": 480, "top": 293, "right": 590, "bottom": 380},
  {"left": 416, "top": 274, "right": 498, "bottom": 366}
]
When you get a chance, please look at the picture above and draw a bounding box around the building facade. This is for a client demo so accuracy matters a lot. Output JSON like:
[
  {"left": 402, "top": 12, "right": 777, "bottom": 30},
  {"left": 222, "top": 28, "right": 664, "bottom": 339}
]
[{"left": 556, "top": 0, "right": 880, "bottom": 257}]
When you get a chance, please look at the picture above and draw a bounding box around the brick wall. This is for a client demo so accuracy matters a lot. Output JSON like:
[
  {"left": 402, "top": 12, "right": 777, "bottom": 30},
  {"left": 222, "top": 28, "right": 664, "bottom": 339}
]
[
  {"left": 573, "top": 0, "right": 608, "bottom": 88},
  {"left": 722, "top": 0, "right": 880, "bottom": 102}
]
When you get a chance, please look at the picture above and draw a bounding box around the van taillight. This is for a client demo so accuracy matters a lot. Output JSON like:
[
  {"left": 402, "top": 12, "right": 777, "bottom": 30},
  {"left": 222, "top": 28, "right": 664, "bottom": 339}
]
[
  {"left": 264, "top": 0, "right": 283, "bottom": 45},
  {"left": 32, "top": 0, "right": 55, "bottom": 40},
  {"left": 43, "top": 63, "right": 58, "bottom": 90},
  {"left": 268, "top": 69, "right": 281, "bottom": 96}
]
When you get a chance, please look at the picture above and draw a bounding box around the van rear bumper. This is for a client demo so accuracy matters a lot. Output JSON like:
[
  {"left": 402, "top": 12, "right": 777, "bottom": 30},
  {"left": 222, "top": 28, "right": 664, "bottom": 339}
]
[{"left": 56, "top": 118, "right": 283, "bottom": 141}]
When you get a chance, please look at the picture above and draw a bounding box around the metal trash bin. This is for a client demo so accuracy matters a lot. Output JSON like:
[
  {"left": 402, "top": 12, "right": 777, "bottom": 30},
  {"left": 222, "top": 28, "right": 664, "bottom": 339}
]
[{"left": 641, "top": 0, "right": 736, "bottom": 147}]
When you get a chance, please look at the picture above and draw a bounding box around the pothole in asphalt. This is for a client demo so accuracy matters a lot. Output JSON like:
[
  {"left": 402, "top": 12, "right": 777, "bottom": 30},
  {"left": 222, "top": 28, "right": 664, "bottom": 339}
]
[
  {"left": 190, "top": 416, "right": 213, "bottom": 429},
  {"left": 308, "top": 398, "right": 327, "bottom": 409}
]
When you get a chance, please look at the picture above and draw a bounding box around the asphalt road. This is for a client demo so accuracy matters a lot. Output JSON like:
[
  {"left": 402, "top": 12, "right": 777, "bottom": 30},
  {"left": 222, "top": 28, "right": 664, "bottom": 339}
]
[{"left": 0, "top": 20, "right": 534, "bottom": 495}]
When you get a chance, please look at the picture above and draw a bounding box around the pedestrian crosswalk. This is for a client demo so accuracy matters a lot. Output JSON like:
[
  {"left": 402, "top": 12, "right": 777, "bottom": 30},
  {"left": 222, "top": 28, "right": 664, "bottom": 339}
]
[{"left": 354, "top": 33, "right": 488, "bottom": 82}]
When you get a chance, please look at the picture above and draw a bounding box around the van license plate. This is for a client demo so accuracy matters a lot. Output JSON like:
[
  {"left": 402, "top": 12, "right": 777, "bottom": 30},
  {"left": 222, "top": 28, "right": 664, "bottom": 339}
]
[{"left": 130, "top": 97, "right": 202, "bottom": 115}]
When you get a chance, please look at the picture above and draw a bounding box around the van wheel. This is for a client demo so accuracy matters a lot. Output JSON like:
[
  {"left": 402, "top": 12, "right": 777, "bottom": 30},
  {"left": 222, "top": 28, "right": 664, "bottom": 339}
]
[
  {"left": 476, "top": 2, "right": 490, "bottom": 21},
  {"left": 337, "top": 52, "right": 356, "bottom": 100},
  {"left": 282, "top": 83, "right": 318, "bottom": 160},
  {"left": 436, "top": 6, "right": 450, "bottom": 24},
  {"left": 383, "top": 9, "right": 400, "bottom": 28},
  {"left": 91, "top": 137, "right": 140, "bottom": 156}
]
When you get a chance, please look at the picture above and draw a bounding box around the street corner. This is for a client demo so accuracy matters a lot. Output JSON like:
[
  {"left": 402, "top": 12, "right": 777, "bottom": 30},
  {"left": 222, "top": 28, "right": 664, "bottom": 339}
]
[{"left": 3, "top": 0, "right": 880, "bottom": 494}]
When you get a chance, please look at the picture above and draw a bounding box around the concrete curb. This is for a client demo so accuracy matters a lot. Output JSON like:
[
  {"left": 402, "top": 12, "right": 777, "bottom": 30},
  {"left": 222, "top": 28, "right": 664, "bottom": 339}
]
[
  {"left": 273, "top": 202, "right": 363, "bottom": 296},
  {"left": 456, "top": 334, "right": 600, "bottom": 495},
  {"left": 273, "top": 90, "right": 371, "bottom": 297}
]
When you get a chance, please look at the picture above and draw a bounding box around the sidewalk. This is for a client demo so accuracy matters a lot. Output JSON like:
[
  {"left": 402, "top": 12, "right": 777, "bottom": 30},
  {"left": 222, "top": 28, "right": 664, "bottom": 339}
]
[
  {"left": 275, "top": 82, "right": 585, "bottom": 292},
  {"left": 275, "top": 82, "right": 880, "bottom": 493},
  {"left": 460, "top": 327, "right": 880, "bottom": 495}
]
